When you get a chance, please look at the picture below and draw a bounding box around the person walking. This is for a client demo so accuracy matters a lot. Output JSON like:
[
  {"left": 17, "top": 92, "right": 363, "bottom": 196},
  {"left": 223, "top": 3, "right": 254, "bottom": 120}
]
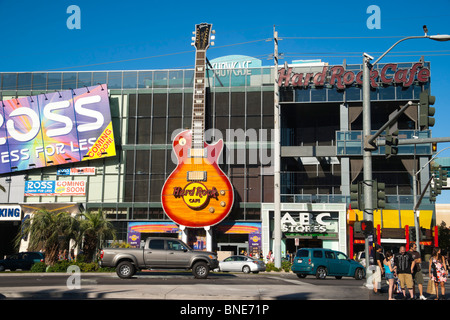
[
  {"left": 429, "top": 247, "right": 447, "bottom": 300},
  {"left": 383, "top": 251, "right": 396, "bottom": 300},
  {"left": 373, "top": 245, "right": 384, "bottom": 295},
  {"left": 394, "top": 246, "right": 415, "bottom": 300},
  {"left": 410, "top": 242, "right": 426, "bottom": 300}
]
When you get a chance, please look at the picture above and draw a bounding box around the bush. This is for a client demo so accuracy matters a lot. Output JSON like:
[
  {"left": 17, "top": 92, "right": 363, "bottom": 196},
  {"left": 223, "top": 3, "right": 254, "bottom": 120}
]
[
  {"left": 46, "top": 260, "right": 72, "bottom": 272},
  {"left": 265, "top": 261, "right": 292, "bottom": 272},
  {"left": 31, "top": 262, "right": 47, "bottom": 273}
]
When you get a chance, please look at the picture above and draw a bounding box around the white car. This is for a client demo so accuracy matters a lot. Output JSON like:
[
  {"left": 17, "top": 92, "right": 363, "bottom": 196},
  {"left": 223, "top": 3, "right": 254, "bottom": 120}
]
[{"left": 219, "top": 255, "right": 266, "bottom": 274}]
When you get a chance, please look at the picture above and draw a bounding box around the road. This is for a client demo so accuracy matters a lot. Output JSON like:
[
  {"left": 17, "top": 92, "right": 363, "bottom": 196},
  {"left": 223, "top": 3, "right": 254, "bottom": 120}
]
[
  {"left": 0, "top": 270, "right": 443, "bottom": 301},
  {"left": 0, "top": 271, "right": 445, "bottom": 318}
]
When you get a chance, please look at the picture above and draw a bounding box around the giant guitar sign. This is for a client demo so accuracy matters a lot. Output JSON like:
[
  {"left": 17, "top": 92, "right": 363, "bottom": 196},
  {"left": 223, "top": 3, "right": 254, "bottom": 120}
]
[{"left": 161, "top": 23, "right": 234, "bottom": 228}]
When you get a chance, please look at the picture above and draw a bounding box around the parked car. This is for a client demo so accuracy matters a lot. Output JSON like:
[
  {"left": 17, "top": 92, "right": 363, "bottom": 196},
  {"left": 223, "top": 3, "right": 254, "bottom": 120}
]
[
  {"left": 291, "top": 248, "right": 365, "bottom": 280},
  {"left": 99, "top": 237, "right": 218, "bottom": 279},
  {"left": 0, "top": 252, "right": 45, "bottom": 271},
  {"left": 218, "top": 255, "right": 266, "bottom": 274}
]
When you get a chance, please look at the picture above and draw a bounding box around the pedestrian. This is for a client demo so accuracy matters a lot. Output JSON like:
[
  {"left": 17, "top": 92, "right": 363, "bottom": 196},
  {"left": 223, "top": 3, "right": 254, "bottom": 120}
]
[
  {"left": 429, "top": 247, "right": 448, "bottom": 300},
  {"left": 373, "top": 244, "right": 384, "bottom": 295},
  {"left": 394, "top": 245, "right": 415, "bottom": 300},
  {"left": 383, "top": 251, "right": 395, "bottom": 300},
  {"left": 409, "top": 242, "right": 426, "bottom": 300}
]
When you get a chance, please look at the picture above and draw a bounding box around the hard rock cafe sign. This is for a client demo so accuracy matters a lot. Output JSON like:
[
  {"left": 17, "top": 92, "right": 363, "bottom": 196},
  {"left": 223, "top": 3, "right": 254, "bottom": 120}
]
[
  {"left": 173, "top": 182, "right": 219, "bottom": 210},
  {"left": 278, "top": 62, "right": 430, "bottom": 89}
]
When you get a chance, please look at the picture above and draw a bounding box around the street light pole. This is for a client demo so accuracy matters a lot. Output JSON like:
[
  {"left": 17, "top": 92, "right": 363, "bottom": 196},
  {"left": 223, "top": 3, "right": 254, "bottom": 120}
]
[
  {"left": 362, "top": 54, "right": 374, "bottom": 275},
  {"left": 361, "top": 29, "right": 450, "bottom": 288}
]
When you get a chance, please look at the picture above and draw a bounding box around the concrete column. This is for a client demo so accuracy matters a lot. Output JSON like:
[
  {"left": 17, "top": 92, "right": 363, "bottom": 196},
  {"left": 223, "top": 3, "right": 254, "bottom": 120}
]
[{"left": 205, "top": 226, "right": 212, "bottom": 252}]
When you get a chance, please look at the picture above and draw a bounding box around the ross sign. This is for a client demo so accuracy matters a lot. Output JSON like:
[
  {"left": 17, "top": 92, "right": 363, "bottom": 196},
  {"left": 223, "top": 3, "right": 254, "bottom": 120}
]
[
  {"left": 0, "top": 205, "right": 21, "bottom": 221},
  {"left": 281, "top": 212, "right": 335, "bottom": 234},
  {"left": 57, "top": 167, "right": 96, "bottom": 176},
  {"left": 24, "top": 180, "right": 86, "bottom": 196},
  {"left": 278, "top": 62, "right": 430, "bottom": 89},
  {"left": 0, "top": 84, "right": 115, "bottom": 175}
]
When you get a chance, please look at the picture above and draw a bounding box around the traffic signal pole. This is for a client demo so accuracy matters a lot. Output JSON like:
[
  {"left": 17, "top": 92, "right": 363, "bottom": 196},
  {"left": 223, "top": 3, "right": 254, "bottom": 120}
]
[{"left": 362, "top": 54, "right": 373, "bottom": 279}]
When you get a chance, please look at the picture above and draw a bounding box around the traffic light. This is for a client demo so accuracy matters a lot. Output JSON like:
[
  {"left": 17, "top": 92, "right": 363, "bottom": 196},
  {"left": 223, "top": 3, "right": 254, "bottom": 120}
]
[
  {"left": 350, "top": 182, "right": 363, "bottom": 210},
  {"left": 361, "top": 220, "right": 373, "bottom": 236},
  {"left": 419, "top": 89, "right": 436, "bottom": 129},
  {"left": 439, "top": 167, "right": 448, "bottom": 188},
  {"left": 354, "top": 220, "right": 373, "bottom": 236},
  {"left": 385, "top": 130, "right": 399, "bottom": 158},
  {"left": 373, "top": 180, "right": 386, "bottom": 209},
  {"left": 409, "top": 226, "right": 416, "bottom": 242}
]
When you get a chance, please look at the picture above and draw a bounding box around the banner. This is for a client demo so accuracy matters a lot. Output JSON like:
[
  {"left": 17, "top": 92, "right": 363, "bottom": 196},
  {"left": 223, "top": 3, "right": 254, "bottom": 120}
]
[
  {"left": 24, "top": 180, "right": 86, "bottom": 196},
  {"left": 0, "top": 84, "right": 115, "bottom": 174}
]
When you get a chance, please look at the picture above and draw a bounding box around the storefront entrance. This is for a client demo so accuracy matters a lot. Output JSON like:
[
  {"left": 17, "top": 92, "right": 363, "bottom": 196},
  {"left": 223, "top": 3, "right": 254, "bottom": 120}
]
[{"left": 0, "top": 222, "right": 20, "bottom": 258}]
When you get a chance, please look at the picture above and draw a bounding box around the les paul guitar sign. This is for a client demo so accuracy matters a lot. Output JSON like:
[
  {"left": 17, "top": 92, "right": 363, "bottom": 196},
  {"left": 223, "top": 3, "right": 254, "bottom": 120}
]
[{"left": 161, "top": 23, "right": 234, "bottom": 228}]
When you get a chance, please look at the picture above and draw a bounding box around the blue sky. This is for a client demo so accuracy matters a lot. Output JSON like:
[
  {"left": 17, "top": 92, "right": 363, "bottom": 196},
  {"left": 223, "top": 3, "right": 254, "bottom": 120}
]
[{"left": 2, "top": 0, "right": 450, "bottom": 201}]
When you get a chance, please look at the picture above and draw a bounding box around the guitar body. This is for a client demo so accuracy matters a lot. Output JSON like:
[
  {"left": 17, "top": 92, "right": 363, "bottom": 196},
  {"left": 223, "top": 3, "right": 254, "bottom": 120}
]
[{"left": 161, "top": 130, "right": 234, "bottom": 227}]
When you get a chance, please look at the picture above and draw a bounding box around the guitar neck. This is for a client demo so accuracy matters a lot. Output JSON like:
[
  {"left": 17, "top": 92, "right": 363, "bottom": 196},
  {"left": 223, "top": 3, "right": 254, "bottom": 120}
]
[{"left": 192, "top": 50, "right": 206, "bottom": 149}]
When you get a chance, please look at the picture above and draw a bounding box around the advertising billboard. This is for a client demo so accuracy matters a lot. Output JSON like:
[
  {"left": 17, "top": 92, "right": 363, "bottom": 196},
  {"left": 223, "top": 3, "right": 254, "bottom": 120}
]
[
  {"left": 0, "top": 84, "right": 115, "bottom": 174},
  {"left": 24, "top": 180, "right": 86, "bottom": 196}
]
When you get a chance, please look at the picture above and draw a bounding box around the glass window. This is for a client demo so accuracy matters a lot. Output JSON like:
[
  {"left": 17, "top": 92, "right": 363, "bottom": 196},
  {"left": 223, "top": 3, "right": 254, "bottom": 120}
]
[
  {"left": 169, "top": 70, "right": 183, "bottom": 88},
  {"left": 337, "top": 252, "right": 348, "bottom": 260},
  {"left": 138, "top": 71, "right": 153, "bottom": 88},
  {"left": 47, "top": 73, "right": 62, "bottom": 90},
  {"left": 2, "top": 73, "right": 17, "bottom": 90},
  {"left": 93, "top": 72, "right": 107, "bottom": 86},
  {"left": 313, "top": 250, "right": 323, "bottom": 258},
  {"left": 149, "top": 239, "right": 165, "bottom": 250},
  {"left": 32, "top": 73, "right": 47, "bottom": 90},
  {"left": 154, "top": 71, "right": 168, "bottom": 88},
  {"left": 296, "top": 249, "right": 309, "bottom": 258},
  {"left": 167, "top": 240, "right": 187, "bottom": 251},
  {"left": 123, "top": 71, "right": 137, "bottom": 88},
  {"left": 18, "top": 73, "right": 32, "bottom": 90},
  {"left": 325, "top": 251, "right": 336, "bottom": 259},
  {"left": 77, "top": 72, "right": 92, "bottom": 88},
  {"left": 108, "top": 72, "right": 123, "bottom": 89},
  {"left": 62, "top": 72, "right": 77, "bottom": 89}
]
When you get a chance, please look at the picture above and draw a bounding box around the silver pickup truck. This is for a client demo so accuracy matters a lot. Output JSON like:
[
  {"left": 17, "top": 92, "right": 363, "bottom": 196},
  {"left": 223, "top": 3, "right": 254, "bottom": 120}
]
[{"left": 99, "top": 237, "right": 219, "bottom": 279}]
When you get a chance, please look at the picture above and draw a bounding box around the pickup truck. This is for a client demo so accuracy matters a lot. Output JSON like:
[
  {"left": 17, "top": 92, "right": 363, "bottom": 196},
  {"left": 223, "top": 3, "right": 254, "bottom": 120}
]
[{"left": 99, "top": 237, "right": 219, "bottom": 279}]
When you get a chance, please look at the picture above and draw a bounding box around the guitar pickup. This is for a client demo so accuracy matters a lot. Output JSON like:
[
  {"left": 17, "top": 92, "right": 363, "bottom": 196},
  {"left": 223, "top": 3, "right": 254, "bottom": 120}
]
[
  {"left": 188, "top": 148, "right": 207, "bottom": 158},
  {"left": 187, "top": 171, "right": 207, "bottom": 181}
]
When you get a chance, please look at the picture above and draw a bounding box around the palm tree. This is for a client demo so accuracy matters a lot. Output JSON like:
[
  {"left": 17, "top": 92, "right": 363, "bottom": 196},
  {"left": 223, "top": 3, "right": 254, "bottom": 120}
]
[
  {"left": 78, "top": 210, "right": 116, "bottom": 262},
  {"left": 15, "top": 208, "right": 80, "bottom": 265}
]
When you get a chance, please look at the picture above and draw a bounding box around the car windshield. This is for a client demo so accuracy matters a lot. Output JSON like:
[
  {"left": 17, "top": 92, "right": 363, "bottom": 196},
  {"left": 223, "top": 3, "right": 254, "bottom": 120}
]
[{"left": 295, "top": 250, "right": 309, "bottom": 258}]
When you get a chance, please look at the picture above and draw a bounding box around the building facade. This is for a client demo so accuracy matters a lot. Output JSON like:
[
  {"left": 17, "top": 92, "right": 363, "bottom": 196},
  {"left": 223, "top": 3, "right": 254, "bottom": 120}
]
[{"left": 0, "top": 55, "right": 439, "bottom": 259}]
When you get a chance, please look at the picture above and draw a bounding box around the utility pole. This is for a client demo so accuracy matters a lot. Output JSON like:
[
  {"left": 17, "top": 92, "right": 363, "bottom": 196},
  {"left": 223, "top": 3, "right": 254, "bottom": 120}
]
[
  {"left": 362, "top": 53, "right": 374, "bottom": 283},
  {"left": 273, "top": 25, "right": 282, "bottom": 269}
]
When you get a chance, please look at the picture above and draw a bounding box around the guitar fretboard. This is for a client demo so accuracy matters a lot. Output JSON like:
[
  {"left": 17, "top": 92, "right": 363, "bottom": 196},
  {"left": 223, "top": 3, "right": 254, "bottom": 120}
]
[{"left": 191, "top": 50, "right": 206, "bottom": 150}]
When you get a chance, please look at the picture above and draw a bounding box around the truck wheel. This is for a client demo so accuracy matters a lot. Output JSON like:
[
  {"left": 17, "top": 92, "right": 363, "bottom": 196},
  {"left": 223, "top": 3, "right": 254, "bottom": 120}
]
[
  {"left": 354, "top": 268, "right": 364, "bottom": 280},
  {"left": 192, "top": 261, "right": 209, "bottom": 279},
  {"left": 116, "top": 261, "right": 135, "bottom": 279},
  {"left": 315, "top": 266, "right": 327, "bottom": 279}
]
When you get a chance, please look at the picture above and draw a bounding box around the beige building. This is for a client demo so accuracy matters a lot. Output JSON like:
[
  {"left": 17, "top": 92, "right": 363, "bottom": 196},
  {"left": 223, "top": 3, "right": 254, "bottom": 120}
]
[{"left": 436, "top": 204, "right": 450, "bottom": 227}]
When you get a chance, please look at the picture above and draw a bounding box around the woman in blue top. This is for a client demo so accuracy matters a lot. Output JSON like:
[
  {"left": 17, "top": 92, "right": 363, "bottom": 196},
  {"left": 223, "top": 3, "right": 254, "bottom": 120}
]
[{"left": 383, "top": 251, "right": 395, "bottom": 300}]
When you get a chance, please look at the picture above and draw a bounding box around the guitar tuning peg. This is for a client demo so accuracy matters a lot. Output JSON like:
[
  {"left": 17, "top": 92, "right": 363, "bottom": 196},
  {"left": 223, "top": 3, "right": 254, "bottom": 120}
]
[
  {"left": 192, "top": 31, "right": 196, "bottom": 35},
  {"left": 211, "top": 30, "right": 216, "bottom": 34},
  {"left": 210, "top": 42, "right": 215, "bottom": 46},
  {"left": 191, "top": 42, "right": 195, "bottom": 46},
  {"left": 211, "top": 35, "right": 215, "bottom": 40},
  {"left": 191, "top": 37, "right": 195, "bottom": 41}
]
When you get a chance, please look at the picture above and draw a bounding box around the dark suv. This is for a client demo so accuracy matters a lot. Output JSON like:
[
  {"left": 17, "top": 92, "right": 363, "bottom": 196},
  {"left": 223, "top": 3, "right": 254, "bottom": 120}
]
[{"left": 0, "top": 252, "right": 45, "bottom": 271}]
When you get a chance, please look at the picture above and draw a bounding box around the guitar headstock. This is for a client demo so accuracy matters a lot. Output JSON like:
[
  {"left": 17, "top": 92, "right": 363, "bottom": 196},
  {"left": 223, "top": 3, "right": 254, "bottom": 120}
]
[{"left": 191, "top": 23, "right": 215, "bottom": 50}]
